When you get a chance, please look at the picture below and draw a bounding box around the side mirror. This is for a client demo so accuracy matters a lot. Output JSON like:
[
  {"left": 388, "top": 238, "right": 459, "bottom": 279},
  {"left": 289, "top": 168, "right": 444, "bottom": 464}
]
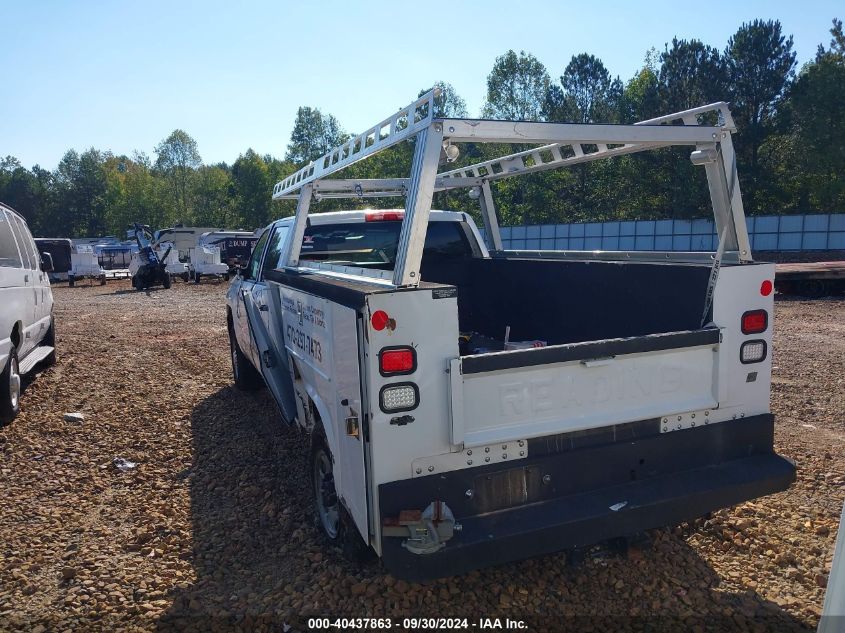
[{"left": 40, "top": 252, "right": 54, "bottom": 273}]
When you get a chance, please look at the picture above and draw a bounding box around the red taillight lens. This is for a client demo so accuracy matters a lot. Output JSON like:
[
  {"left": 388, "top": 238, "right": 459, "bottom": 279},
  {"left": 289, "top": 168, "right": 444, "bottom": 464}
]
[
  {"left": 365, "top": 211, "right": 405, "bottom": 222},
  {"left": 371, "top": 310, "right": 390, "bottom": 331},
  {"left": 741, "top": 310, "right": 768, "bottom": 334},
  {"left": 379, "top": 347, "right": 416, "bottom": 375}
]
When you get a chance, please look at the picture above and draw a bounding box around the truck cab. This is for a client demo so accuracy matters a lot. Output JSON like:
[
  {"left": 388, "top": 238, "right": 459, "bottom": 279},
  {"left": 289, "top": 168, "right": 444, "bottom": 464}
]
[{"left": 225, "top": 91, "right": 795, "bottom": 580}]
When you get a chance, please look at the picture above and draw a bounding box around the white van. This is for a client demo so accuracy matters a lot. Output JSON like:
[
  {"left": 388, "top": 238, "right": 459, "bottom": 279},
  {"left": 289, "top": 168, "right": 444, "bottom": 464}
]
[{"left": 0, "top": 203, "right": 56, "bottom": 424}]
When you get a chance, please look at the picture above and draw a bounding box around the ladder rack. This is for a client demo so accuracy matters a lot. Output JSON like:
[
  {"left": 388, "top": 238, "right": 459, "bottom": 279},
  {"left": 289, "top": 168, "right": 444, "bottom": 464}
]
[
  {"left": 273, "top": 91, "right": 751, "bottom": 286},
  {"left": 272, "top": 90, "right": 439, "bottom": 200}
]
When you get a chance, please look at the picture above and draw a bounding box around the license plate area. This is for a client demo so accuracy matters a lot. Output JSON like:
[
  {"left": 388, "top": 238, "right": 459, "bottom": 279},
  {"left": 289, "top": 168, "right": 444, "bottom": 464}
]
[{"left": 474, "top": 465, "right": 543, "bottom": 514}]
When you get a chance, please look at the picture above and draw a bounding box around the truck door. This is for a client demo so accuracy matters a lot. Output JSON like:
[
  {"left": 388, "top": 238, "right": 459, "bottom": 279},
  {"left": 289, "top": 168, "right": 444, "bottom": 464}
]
[
  {"left": 235, "top": 229, "right": 269, "bottom": 364},
  {"left": 242, "top": 225, "right": 298, "bottom": 424}
]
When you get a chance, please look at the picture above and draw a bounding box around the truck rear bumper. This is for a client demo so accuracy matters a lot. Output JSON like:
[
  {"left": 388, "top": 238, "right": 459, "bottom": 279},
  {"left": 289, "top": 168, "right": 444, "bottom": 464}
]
[{"left": 378, "top": 414, "right": 795, "bottom": 581}]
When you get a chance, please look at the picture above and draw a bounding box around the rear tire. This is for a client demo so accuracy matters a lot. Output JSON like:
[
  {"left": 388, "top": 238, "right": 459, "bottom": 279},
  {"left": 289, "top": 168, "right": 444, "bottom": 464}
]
[
  {"left": 68, "top": 276, "right": 75, "bottom": 287},
  {"left": 194, "top": 273, "right": 201, "bottom": 285},
  {"left": 99, "top": 275, "right": 106, "bottom": 286},
  {"left": 0, "top": 348, "right": 21, "bottom": 425},
  {"left": 228, "top": 323, "right": 262, "bottom": 390},
  {"left": 310, "top": 428, "right": 373, "bottom": 564},
  {"left": 163, "top": 274, "right": 172, "bottom": 289}
]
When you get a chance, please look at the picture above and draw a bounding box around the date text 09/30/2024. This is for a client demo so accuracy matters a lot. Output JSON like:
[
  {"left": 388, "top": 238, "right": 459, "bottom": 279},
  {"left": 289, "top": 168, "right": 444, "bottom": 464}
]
[{"left": 307, "top": 618, "right": 528, "bottom": 630}]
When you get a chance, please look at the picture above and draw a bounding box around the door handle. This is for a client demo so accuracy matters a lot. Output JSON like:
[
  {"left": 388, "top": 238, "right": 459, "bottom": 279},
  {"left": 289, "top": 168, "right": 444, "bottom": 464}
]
[
  {"left": 24, "top": 274, "right": 29, "bottom": 283},
  {"left": 259, "top": 304, "right": 269, "bottom": 312}
]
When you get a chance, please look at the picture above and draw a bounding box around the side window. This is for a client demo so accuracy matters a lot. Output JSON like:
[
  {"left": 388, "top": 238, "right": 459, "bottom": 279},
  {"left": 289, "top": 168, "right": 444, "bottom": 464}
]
[
  {"left": 8, "top": 215, "right": 33, "bottom": 269},
  {"left": 0, "top": 212, "right": 23, "bottom": 268},
  {"left": 20, "top": 221, "right": 39, "bottom": 270},
  {"left": 422, "top": 222, "right": 473, "bottom": 260},
  {"left": 260, "top": 226, "right": 291, "bottom": 279},
  {"left": 247, "top": 229, "right": 270, "bottom": 280}
]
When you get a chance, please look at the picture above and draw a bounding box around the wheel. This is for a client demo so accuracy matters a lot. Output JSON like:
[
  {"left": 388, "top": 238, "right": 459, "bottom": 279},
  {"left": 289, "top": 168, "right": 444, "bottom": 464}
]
[
  {"left": 43, "top": 318, "right": 57, "bottom": 367},
  {"left": 228, "top": 323, "right": 262, "bottom": 390},
  {"left": 162, "top": 274, "right": 172, "bottom": 289},
  {"left": 310, "top": 428, "right": 372, "bottom": 563},
  {"left": 99, "top": 275, "right": 106, "bottom": 286},
  {"left": 0, "top": 347, "right": 21, "bottom": 425},
  {"left": 223, "top": 272, "right": 230, "bottom": 282},
  {"left": 68, "top": 276, "right": 75, "bottom": 287},
  {"left": 194, "top": 273, "right": 201, "bottom": 285},
  {"left": 181, "top": 272, "right": 189, "bottom": 282}
]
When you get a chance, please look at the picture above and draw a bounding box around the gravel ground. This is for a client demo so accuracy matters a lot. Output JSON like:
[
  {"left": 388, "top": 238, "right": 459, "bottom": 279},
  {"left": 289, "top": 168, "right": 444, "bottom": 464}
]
[{"left": 0, "top": 279, "right": 842, "bottom": 632}]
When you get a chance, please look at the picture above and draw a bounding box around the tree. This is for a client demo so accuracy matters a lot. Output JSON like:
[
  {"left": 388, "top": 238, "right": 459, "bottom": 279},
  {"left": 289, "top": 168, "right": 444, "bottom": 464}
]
[
  {"left": 231, "top": 149, "right": 273, "bottom": 228},
  {"left": 829, "top": 18, "right": 845, "bottom": 57},
  {"left": 53, "top": 148, "right": 109, "bottom": 236},
  {"left": 285, "top": 107, "right": 347, "bottom": 165},
  {"left": 725, "top": 20, "right": 796, "bottom": 212},
  {"left": 482, "top": 50, "right": 550, "bottom": 120},
  {"left": 784, "top": 55, "right": 845, "bottom": 211},
  {"left": 658, "top": 38, "right": 727, "bottom": 112},
  {"left": 155, "top": 129, "right": 201, "bottom": 221},
  {"left": 419, "top": 81, "right": 468, "bottom": 118},
  {"left": 547, "top": 53, "right": 621, "bottom": 123},
  {"left": 620, "top": 49, "right": 661, "bottom": 123}
]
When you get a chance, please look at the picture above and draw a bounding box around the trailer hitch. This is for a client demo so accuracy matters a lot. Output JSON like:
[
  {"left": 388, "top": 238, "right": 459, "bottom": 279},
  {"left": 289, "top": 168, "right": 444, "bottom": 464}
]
[{"left": 382, "top": 501, "right": 460, "bottom": 555}]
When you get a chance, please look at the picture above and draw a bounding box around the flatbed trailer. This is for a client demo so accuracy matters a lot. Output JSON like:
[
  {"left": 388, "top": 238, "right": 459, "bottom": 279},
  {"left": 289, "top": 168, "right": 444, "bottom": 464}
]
[{"left": 774, "top": 261, "right": 845, "bottom": 297}]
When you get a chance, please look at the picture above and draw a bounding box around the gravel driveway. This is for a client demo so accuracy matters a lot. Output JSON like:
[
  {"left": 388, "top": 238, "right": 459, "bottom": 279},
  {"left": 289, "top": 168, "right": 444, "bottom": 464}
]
[{"left": 0, "top": 280, "right": 842, "bottom": 632}]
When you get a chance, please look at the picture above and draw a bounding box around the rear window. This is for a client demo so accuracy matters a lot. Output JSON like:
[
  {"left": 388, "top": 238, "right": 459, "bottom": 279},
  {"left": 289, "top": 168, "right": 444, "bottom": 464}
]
[
  {"left": 0, "top": 212, "right": 23, "bottom": 268},
  {"left": 299, "top": 220, "right": 473, "bottom": 268}
]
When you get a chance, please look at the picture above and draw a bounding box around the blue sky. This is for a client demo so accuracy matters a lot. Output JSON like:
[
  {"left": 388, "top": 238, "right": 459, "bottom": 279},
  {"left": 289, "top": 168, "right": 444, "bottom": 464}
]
[{"left": 0, "top": 0, "right": 840, "bottom": 170}]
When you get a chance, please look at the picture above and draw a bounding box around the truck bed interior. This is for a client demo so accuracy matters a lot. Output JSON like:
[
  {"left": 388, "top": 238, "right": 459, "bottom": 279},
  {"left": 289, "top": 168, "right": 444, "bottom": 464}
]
[{"left": 420, "top": 256, "right": 714, "bottom": 349}]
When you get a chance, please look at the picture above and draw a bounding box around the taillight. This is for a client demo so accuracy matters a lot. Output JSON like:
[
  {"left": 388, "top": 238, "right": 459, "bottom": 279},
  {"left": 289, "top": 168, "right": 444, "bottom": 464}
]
[
  {"left": 740, "top": 340, "right": 767, "bottom": 364},
  {"left": 379, "top": 346, "right": 416, "bottom": 376},
  {"left": 379, "top": 383, "right": 419, "bottom": 412},
  {"left": 365, "top": 211, "right": 405, "bottom": 222},
  {"left": 741, "top": 310, "right": 768, "bottom": 334}
]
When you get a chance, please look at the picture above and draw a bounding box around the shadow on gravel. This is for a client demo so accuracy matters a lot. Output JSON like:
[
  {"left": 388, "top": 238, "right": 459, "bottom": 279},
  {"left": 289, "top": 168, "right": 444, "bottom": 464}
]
[
  {"left": 110, "top": 287, "right": 168, "bottom": 296},
  {"left": 159, "top": 386, "right": 813, "bottom": 633}
]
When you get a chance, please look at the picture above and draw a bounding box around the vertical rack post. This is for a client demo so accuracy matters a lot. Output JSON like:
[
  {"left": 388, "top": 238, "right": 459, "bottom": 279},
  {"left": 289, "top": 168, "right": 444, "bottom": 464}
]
[
  {"left": 392, "top": 124, "right": 444, "bottom": 286},
  {"left": 478, "top": 181, "right": 503, "bottom": 251},
  {"left": 283, "top": 183, "right": 313, "bottom": 268}
]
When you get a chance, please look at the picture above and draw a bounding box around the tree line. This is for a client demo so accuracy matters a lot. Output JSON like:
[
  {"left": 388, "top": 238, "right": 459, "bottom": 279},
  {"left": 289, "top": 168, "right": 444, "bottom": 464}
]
[{"left": 1, "top": 17, "right": 843, "bottom": 237}]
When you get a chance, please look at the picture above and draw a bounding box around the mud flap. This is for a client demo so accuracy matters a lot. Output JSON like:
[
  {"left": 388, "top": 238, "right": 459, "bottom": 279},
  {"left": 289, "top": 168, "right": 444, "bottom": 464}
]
[{"left": 242, "top": 289, "right": 298, "bottom": 423}]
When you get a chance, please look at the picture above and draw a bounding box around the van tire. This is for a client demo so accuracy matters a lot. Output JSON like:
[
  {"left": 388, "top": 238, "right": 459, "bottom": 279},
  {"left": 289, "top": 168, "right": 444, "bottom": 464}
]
[
  {"left": 194, "top": 273, "right": 201, "bottom": 285},
  {"left": 228, "top": 323, "right": 262, "bottom": 390},
  {"left": 163, "top": 274, "right": 172, "bottom": 289},
  {"left": 0, "top": 348, "right": 21, "bottom": 425},
  {"left": 310, "top": 428, "right": 373, "bottom": 565},
  {"left": 68, "top": 276, "right": 75, "bottom": 287}
]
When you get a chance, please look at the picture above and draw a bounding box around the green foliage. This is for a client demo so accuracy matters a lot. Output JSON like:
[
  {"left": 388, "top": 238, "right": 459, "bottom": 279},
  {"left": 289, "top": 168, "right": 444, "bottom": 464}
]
[
  {"left": 725, "top": 20, "right": 797, "bottom": 211},
  {"left": 155, "top": 129, "right": 202, "bottom": 221},
  {"left": 482, "top": 50, "right": 550, "bottom": 120},
  {"left": 420, "top": 82, "right": 469, "bottom": 119},
  {"left": 285, "top": 107, "right": 347, "bottom": 165}
]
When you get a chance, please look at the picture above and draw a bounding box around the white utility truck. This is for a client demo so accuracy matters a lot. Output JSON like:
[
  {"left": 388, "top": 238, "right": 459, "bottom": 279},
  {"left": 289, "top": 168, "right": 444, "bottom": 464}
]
[{"left": 226, "top": 90, "right": 796, "bottom": 580}]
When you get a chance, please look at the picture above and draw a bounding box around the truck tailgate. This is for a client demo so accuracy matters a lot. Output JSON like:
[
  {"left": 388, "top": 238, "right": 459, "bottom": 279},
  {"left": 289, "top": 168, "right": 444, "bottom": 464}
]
[{"left": 449, "top": 329, "right": 720, "bottom": 447}]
